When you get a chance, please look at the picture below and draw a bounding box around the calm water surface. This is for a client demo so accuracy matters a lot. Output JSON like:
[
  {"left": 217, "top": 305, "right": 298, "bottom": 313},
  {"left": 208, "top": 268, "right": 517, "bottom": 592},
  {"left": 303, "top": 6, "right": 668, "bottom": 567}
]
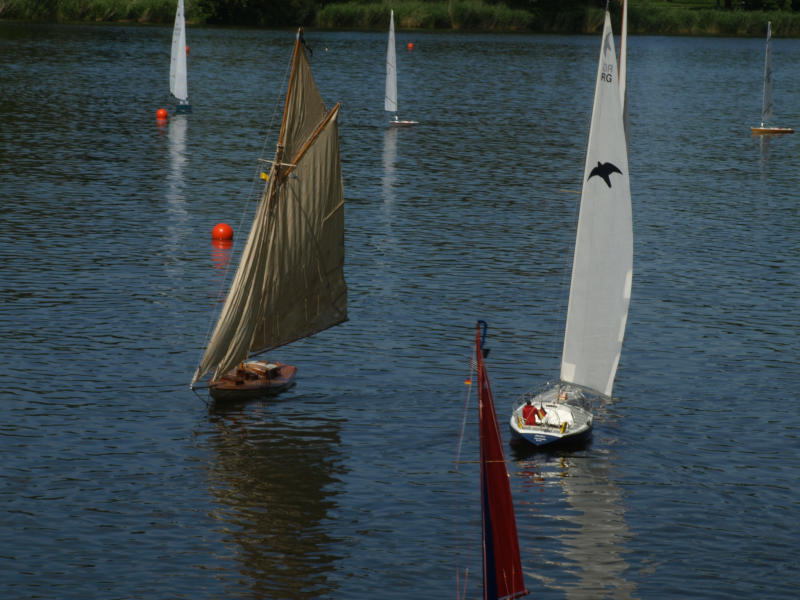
[{"left": 1, "top": 23, "right": 798, "bottom": 599}]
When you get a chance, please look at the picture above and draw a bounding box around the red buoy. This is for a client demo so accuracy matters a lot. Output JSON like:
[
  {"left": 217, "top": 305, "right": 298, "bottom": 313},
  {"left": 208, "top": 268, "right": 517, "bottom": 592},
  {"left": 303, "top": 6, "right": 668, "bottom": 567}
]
[
  {"left": 407, "top": 42, "right": 414, "bottom": 50},
  {"left": 156, "top": 108, "right": 168, "bottom": 120},
  {"left": 212, "top": 223, "right": 233, "bottom": 241}
]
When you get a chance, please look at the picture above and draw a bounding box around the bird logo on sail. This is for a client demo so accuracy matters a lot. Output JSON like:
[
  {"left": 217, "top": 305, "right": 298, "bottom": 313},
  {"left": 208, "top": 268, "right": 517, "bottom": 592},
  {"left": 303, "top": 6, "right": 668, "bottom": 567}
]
[{"left": 587, "top": 161, "right": 622, "bottom": 188}]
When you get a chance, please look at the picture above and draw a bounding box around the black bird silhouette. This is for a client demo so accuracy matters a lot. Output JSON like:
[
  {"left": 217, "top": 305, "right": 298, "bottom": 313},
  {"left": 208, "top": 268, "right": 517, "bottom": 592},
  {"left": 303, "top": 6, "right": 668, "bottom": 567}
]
[{"left": 587, "top": 161, "right": 622, "bottom": 188}]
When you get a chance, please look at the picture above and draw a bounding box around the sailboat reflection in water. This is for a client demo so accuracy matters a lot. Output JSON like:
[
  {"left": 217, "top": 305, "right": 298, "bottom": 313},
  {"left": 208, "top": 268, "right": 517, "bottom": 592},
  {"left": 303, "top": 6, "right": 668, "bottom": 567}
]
[{"left": 191, "top": 29, "right": 347, "bottom": 402}]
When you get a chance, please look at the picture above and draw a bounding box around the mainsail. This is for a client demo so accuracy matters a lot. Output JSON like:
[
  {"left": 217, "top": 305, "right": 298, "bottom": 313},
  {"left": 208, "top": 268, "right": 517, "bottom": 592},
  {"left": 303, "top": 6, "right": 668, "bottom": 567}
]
[
  {"left": 385, "top": 10, "right": 398, "bottom": 113},
  {"left": 761, "top": 21, "right": 774, "bottom": 126},
  {"left": 169, "top": 0, "right": 188, "bottom": 103},
  {"left": 476, "top": 324, "right": 528, "bottom": 600},
  {"left": 560, "top": 11, "right": 632, "bottom": 398},
  {"left": 192, "top": 32, "right": 347, "bottom": 385}
]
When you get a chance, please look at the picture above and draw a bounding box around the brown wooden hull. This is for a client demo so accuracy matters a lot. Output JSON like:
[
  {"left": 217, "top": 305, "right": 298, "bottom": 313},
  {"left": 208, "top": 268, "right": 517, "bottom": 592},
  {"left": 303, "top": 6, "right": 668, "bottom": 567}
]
[
  {"left": 751, "top": 126, "right": 794, "bottom": 134},
  {"left": 209, "top": 361, "right": 297, "bottom": 402}
]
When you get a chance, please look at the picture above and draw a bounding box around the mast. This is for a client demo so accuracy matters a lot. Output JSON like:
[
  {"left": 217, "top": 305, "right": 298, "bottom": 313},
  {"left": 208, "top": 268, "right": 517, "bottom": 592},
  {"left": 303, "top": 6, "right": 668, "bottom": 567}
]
[{"left": 619, "top": 0, "right": 629, "bottom": 145}]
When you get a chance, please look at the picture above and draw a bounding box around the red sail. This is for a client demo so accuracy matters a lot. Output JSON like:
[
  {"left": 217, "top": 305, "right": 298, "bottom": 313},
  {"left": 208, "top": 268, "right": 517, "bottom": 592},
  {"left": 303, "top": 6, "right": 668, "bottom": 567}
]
[{"left": 476, "top": 324, "right": 529, "bottom": 600}]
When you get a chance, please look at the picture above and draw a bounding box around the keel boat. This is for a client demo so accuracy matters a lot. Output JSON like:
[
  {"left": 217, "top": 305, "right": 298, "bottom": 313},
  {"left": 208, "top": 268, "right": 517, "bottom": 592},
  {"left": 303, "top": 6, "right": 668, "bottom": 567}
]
[
  {"left": 510, "top": 7, "right": 632, "bottom": 448},
  {"left": 191, "top": 30, "right": 348, "bottom": 402}
]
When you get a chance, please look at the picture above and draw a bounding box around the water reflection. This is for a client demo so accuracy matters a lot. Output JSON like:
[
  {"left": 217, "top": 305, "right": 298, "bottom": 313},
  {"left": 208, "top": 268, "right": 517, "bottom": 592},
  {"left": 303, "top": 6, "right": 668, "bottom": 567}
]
[
  {"left": 205, "top": 401, "right": 346, "bottom": 598},
  {"left": 382, "top": 127, "right": 398, "bottom": 198},
  {"left": 211, "top": 238, "right": 233, "bottom": 295},
  {"left": 167, "top": 114, "right": 188, "bottom": 214},
  {"left": 515, "top": 449, "right": 636, "bottom": 599}
]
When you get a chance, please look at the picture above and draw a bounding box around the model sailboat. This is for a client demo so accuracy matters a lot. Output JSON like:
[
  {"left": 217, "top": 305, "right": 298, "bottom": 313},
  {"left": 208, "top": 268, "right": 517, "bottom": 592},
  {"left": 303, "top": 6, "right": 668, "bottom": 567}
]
[
  {"left": 191, "top": 30, "right": 348, "bottom": 401},
  {"left": 509, "top": 7, "right": 632, "bottom": 448},
  {"left": 751, "top": 22, "right": 793, "bottom": 135},
  {"left": 474, "top": 322, "right": 528, "bottom": 600},
  {"left": 169, "top": 0, "right": 190, "bottom": 113},
  {"left": 385, "top": 10, "right": 418, "bottom": 127}
]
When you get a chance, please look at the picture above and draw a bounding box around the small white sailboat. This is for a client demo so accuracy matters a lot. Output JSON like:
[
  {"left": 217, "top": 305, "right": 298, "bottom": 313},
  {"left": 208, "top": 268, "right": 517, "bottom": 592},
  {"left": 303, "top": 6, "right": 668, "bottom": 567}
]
[
  {"left": 385, "top": 10, "right": 418, "bottom": 127},
  {"left": 169, "top": 0, "right": 191, "bottom": 113},
  {"left": 509, "top": 7, "right": 632, "bottom": 448},
  {"left": 751, "top": 21, "right": 793, "bottom": 135},
  {"left": 191, "top": 29, "right": 348, "bottom": 402}
]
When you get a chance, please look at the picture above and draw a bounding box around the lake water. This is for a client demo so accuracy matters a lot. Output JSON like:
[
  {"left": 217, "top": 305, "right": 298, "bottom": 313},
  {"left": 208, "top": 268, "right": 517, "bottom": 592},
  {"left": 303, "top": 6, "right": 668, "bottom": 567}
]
[{"left": 1, "top": 22, "right": 798, "bottom": 599}]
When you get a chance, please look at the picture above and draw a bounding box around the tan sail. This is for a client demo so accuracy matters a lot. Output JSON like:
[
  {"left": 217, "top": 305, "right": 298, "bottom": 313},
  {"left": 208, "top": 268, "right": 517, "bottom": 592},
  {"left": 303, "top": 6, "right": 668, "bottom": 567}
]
[{"left": 192, "top": 31, "right": 347, "bottom": 386}]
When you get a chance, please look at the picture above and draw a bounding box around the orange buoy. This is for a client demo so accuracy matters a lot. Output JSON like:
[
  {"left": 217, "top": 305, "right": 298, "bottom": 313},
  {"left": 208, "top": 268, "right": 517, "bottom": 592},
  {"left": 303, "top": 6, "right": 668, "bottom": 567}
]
[
  {"left": 156, "top": 108, "right": 168, "bottom": 120},
  {"left": 186, "top": 44, "right": 189, "bottom": 56},
  {"left": 212, "top": 223, "right": 234, "bottom": 241},
  {"left": 407, "top": 42, "right": 414, "bottom": 50}
]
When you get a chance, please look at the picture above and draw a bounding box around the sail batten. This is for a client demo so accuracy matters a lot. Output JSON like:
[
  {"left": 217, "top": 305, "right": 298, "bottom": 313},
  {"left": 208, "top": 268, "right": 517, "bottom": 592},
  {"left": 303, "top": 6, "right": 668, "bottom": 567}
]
[
  {"left": 193, "top": 31, "right": 346, "bottom": 386},
  {"left": 560, "top": 12, "right": 632, "bottom": 398}
]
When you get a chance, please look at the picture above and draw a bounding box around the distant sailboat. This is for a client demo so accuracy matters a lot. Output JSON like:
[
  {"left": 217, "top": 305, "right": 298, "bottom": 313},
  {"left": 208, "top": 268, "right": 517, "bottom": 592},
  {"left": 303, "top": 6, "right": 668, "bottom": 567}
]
[
  {"left": 474, "top": 321, "right": 529, "bottom": 600},
  {"left": 191, "top": 29, "right": 348, "bottom": 401},
  {"left": 170, "top": 0, "right": 190, "bottom": 113},
  {"left": 751, "top": 21, "right": 793, "bottom": 135},
  {"left": 385, "top": 10, "right": 418, "bottom": 127},
  {"left": 509, "top": 8, "right": 632, "bottom": 448}
]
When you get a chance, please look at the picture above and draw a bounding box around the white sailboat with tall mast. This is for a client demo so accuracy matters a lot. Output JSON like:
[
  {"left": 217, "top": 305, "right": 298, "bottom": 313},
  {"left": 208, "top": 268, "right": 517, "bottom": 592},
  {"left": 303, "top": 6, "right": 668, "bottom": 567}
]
[
  {"left": 191, "top": 29, "right": 347, "bottom": 401},
  {"left": 751, "top": 21, "right": 793, "bottom": 135},
  {"left": 385, "top": 10, "right": 418, "bottom": 127},
  {"left": 169, "top": 0, "right": 190, "bottom": 113},
  {"left": 509, "top": 7, "right": 632, "bottom": 447}
]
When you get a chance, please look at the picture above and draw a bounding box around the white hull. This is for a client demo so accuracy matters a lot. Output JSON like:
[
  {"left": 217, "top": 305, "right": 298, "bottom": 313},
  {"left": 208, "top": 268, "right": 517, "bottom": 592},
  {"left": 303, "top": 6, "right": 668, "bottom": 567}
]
[
  {"left": 389, "top": 118, "right": 418, "bottom": 127},
  {"left": 509, "top": 385, "right": 593, "bottom": 448}
]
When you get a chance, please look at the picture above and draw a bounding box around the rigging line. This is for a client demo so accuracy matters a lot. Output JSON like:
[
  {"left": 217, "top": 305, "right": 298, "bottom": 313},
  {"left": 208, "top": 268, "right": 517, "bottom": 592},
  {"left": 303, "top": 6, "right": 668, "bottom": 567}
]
[
  {"left": 191, "top": 385, "right": 211, "bottom": 408},
  {"left": 454, "top": 343, "right": 476, "bottom": 600}
]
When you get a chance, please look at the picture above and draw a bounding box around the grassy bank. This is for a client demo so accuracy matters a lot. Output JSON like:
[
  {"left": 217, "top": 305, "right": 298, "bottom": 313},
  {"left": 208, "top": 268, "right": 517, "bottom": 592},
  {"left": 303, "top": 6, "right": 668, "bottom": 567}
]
[
  {"left": 3, "top": 0, "right": 800, "bottom": 36},
  {"left": 0, "top": 0, "right": 204, "bottom": 23},
  {"left": 318, "top": 1, "right": 800, "bottom": 36}
]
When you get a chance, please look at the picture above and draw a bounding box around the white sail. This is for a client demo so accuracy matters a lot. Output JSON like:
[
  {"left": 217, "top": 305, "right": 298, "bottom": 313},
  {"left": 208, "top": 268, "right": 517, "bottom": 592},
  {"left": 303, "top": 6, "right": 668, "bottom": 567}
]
[
  {"left": 761, "top": 21, "right": 774, "bottom": 125},
  {"left": 385, "top": 10, "right": 398, "bottom": 113},
  {"left": 193, "top": 33, "right": 347, "bottom": 385},
  {"left": 560, "top": 12, "right": 632, "bottom": 398},
  {"left": 169, "top": 0, "right": 188, "bottom": 103}
]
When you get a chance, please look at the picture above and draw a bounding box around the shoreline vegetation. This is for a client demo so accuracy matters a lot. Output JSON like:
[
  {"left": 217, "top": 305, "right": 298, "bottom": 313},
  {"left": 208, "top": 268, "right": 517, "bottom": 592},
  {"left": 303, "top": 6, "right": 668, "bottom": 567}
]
[{"left": 4, "top": 0, "right": 800, "bottom": 36}]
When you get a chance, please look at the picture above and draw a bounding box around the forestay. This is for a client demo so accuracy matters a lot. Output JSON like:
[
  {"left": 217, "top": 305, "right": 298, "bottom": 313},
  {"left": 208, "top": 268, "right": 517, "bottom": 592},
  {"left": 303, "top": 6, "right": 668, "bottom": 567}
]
[
  {"left": 192, "top": 35, "right": 347, "bottom": 385},
  {"left": 560, "top": 12, "right": 632, "bottom": 398}
]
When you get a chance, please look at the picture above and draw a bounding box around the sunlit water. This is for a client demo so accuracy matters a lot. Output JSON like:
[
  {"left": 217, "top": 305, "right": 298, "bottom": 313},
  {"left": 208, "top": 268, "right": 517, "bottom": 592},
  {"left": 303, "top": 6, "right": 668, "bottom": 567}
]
[{"left": 1, "top": 23, "right": 798, "bottom": 599}]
